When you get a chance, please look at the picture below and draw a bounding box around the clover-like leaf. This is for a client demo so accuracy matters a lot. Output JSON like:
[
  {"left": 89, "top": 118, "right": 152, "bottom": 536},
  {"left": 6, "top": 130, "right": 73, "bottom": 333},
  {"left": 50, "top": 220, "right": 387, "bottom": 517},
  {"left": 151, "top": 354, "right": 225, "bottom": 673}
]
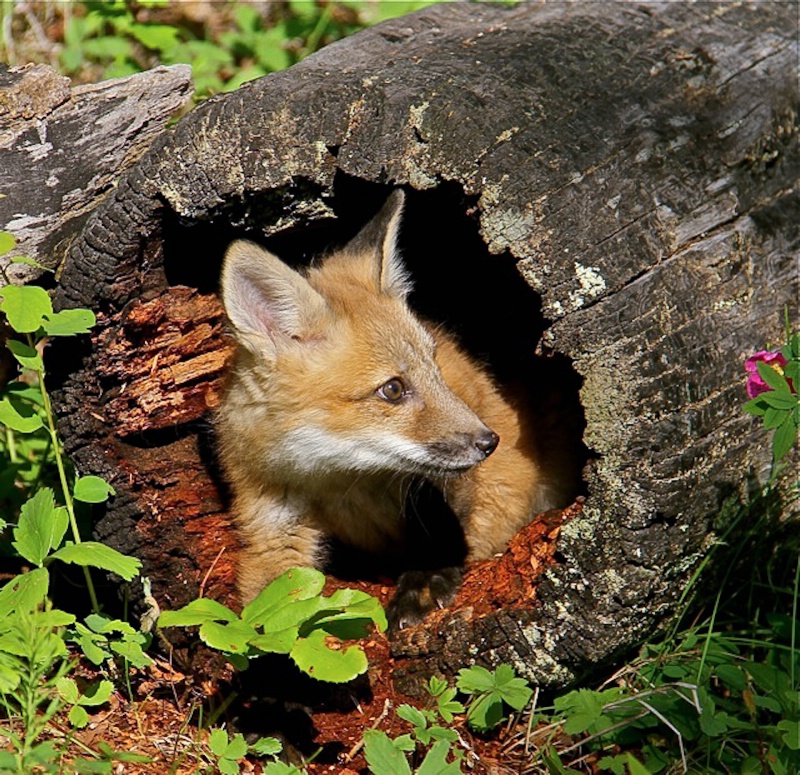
[{"left": 0, "top": 284, "right": 52, "bottom": 333}]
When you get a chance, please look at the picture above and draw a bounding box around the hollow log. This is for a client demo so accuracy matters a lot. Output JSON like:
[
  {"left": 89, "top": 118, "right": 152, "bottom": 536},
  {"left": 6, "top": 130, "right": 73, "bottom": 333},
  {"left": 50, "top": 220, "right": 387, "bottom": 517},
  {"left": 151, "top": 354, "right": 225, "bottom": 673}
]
[
  {"left": 0, "top": 62, "right": 192, "bottom": 283},
  {"left": 50, "top": 0, "right": 797, "bottom": 691}
]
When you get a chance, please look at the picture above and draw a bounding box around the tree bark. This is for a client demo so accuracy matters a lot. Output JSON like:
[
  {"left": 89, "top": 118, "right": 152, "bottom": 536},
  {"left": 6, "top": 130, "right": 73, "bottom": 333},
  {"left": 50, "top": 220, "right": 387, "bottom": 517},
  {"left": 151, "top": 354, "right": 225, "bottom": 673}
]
[
  {"left": 49, "top": 1, "right": 798, "bottom": 688},
  {"left": 0, "top": 62, "right": 192, "bottom": 283}
]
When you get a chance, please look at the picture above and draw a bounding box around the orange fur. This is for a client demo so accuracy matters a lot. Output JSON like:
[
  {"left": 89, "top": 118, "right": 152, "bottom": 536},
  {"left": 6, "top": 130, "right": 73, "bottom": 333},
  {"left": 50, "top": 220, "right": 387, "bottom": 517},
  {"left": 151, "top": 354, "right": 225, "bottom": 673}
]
[{"left": 216, "top": 191, "right": 575, "bottom": 606}]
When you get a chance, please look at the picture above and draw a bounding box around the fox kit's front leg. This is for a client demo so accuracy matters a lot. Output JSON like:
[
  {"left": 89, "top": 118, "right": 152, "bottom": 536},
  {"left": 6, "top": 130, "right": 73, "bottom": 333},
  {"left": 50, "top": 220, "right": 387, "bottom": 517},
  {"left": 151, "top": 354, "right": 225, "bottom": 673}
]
[{"left": 235, "top": 493, "right": 325, "bottom": 604}]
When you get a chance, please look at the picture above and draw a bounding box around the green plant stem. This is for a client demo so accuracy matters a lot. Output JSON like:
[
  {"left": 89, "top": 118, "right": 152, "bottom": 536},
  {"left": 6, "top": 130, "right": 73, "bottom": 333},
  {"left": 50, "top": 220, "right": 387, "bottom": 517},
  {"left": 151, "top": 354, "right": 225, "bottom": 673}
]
[
  {"left": 28, "top": 334, "right": 100, "bottom": 614},
  {"left": 5, "top": 425, "right": 18, "bottom": 462}
]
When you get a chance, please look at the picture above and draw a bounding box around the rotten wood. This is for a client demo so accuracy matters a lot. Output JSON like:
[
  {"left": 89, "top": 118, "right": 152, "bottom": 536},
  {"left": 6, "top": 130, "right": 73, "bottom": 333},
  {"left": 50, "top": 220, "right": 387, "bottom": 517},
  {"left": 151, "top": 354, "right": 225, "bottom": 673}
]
[{"left": 45, "top": 0, "right": 798, "bottom": 695}]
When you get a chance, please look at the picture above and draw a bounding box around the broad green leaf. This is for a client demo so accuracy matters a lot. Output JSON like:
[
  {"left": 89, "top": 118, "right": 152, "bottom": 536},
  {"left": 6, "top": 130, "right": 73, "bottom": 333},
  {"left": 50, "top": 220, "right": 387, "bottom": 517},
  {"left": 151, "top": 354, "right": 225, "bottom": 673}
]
[
  {"left": 222, "top": 733, "right": 248, "bottom": 761},
  {"left": 200, "top": 620, "right": 258, "bottom": 653},
  {"left": 128, "top": 23, "right": 180, "bottom": 52},
  {"left": 456, "top": 665, "right": 495, "bottom": 694},
  {"left": 218, "top": 759, "right": 240, "bottom": 775},
  {"left": 773, "top": 414, "right": 798, "bottom": 462},
  {"left": 13, "top": 489, "right": 69, "bottom": 566},
  {"left": 290, "top": 628, "right": 368, "bottom": 683},
  {"left": 0, "top": 232, "right": 16, "bottom": 255},
  {"left": 0, "top": 394, "right": 44, "bottom": 432},
  {"left": 79, "top": 679, "right": 114, "bottom": 707},
  {"left": 249, "top": 736, "right": 283, "bottom": 756},
  {"left": 56, "top": 676, "right": 81, "bottom": 704},
  {"left": 466, "top": 691, "right": 504, "bottom": 732},
  {"left": 0, "top": 567, "right": 49, "bottom": 613},
  {"left": 397, "top": 704, "right": 428, "bottom": 729},
  {"left": 493, "top": 664, "right": 532, "bottom": 709},
  {"left": 69, "top": 704, "right": 90, "bottom": 729},
  {"left": 74, "top": 475, "right": 116, "bottom": 503},
  {"left": 0, "top": 284, "right": 52, "bottom": 333},
  {"left": 50, "top": 541, "right": 141, "bottom": 580},
  {"left": 757, "top": 361, "right": 793, "bottom": 394},
  {"left": 208, "top": 728, "right": 229, "bottom": 757},
  {"left": 6, "top": 339, "right": 43, "bottom": 371},
  {"left": 42, "top": 308, "right": 96, "bottom": 337},
  {"left": 416, "top": 739, "right": 462, "bottom": 775},
  {"left": 699, "top": 708, "right": 729, "bottom": 737},
  {"left": 625, "top": 754, "right": 652, "bottom": 775},
  {"left": 248, "top": 626, "right": 300, "bottom": 654},
  {"left": 110, "top": 640, "right": 152, "bottom": 668},
  {"left": 762, "top": 392, "right": 799, "bottom": 410},
  {"left": 362, "top": 730, "right": 413, "bottom": 775},
  {"left": 764, "top": 406, "right": 791, "bottom": 430},
  {"left": 554, "top": 688, "right": 605, "bottom": 736},
  {"left": 777, "top": 719, "right": 800, "bottom": 750},
  {"left": 241, "top": 567, "right": 326, "bottom": 627},
  {"left": 158, "top": 597, "right": 238, "bottom": 628},
  {"left": 742, "top": 397, "right": 767, "bottom": 416}
]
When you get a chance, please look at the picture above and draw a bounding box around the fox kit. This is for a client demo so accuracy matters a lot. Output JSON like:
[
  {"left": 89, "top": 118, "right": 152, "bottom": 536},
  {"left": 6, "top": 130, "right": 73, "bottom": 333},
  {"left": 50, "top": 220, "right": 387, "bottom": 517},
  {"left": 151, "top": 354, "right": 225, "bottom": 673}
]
[{"left": 217, "top": 191, "right": 575, "bottom": 627}]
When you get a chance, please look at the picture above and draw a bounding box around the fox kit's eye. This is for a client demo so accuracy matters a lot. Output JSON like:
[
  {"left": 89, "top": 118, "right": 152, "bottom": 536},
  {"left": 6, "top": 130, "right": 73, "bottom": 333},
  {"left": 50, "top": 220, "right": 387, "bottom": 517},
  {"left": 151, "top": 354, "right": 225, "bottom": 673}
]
[{"left": 378, "top": 378, "right": 406, "bottom": 403}]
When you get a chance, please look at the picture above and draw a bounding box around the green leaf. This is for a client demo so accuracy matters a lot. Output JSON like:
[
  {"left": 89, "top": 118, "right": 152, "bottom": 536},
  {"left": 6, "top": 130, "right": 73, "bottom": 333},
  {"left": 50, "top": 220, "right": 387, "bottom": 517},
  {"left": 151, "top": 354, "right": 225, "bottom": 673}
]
[
  {"left": 0, "top": 567, "right": 49, "bottom": 613},
  {"left": 625, "top": 754, "right": 652, "bottom": 775},
  {"left": 493, "top": 664, "right": 532, "bottom": 710},
  {"left": 222, "top": 733, "right": 248, "bottom": 761},
  {"left": 158, "top": 597, "right": 238, "bottom": 628},
  {"left": 742, "top": 397, "right": 768, "bottom": 416},
  {"left": 42, "top": 308, "right": 96, "bottom": 337},
  {"left": 56, "top": 676, "right": 81, "bottom": 704},
  {"left": 13, "top": 489, "right": 69, "bottom": 566},
  {"left": 554, "top": 688, "right": 606, "bottom": 736},
  {"left": 397, "top": 703, "right": 428, "bottom": 729},
  {"left": 208, "top": 728, "right": 229, "bottom": 756},
  {"left": 69, "top": 704, "right": 90, "bottom": 728},
  {"left": 199, "top": 619, "right": 257, "bottom": 654},
  {"left": 74, "top": 475, "right": 116, "bottom": 503},
  {"left": 10, "top": 255, "right": 50, "bottom": 271},
  {"left": 0, "top": 284, "right": 52, "bottom": 333},
  {"left": 248, "top": 626, "right": 300, "bottom": 654},
  {"left": 773, "top": 414, "right": 798, "bottom": 462},
  {"left": 128, "top": 23, "right": 181, "bottom": 52},
  {"left": 290, "top": 628, "right": 368, "bottom": 683},
  {"left": 0, "top": 394, "right": 45, "bottom": 432},
  {"left": 416, "top": 739, "right": 462, "bottom": 775},
  {"left": 6, "top": 339, "right": 43, "bottom": 371},
  {"left": 456, "top": 665, "right": 495, "bottom": 694},
  {"left": 764, "top": 406, "right": 791, "bottom": 430},
  {"left": 50, "top": 541, "right": 141, "bottom": 580},
  {"left": 0, "top": 232, "right": 16, "bottom": 256},
  {"left": 466, "top": 691, "right": 504, "bottom": 732},
  {"left": 757, "top": 361, "right": 793, "bottom": 393},
  {"left": 777, "top": 719, "right": 800, "bottom": 750},
  {"left": 78, "top": 679, "right": 114, "bottom": 707},
  {"left": 363, "top": 730, "right": 413, "bottom": 775},
  {"left": 241, "top": 567, "right": 326, "bottom": 626},
  {"left": 249, "top": 736, "right": 283, "bottom": 757},
  {"left": 110, "top": 639, "right": 152, "bottom": 668},
  {"left": 761, "top": 392, "right": 799, "bottom": 410}
]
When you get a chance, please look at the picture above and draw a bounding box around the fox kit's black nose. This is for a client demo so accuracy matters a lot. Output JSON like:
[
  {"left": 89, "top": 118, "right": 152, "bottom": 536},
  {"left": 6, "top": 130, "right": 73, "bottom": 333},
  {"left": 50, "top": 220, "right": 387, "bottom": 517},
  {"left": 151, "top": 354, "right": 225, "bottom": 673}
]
[{"left": 475, "top": 429, "right": 499, "bottom": 458}]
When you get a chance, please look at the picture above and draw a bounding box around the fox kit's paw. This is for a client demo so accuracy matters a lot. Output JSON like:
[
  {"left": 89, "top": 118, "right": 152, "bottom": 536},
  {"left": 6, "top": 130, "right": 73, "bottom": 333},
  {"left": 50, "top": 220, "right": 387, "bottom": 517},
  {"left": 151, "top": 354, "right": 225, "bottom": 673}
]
[{"left": 387, "top": 567, "right": 463, "bottom": 632}]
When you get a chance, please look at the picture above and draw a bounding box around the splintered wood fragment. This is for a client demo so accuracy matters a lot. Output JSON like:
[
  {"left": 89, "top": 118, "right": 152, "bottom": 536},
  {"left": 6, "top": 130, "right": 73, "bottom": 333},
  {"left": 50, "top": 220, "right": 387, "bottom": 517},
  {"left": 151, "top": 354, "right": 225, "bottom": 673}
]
[{"left": 95, "top": 288, "right": 232, "bottom": 435}]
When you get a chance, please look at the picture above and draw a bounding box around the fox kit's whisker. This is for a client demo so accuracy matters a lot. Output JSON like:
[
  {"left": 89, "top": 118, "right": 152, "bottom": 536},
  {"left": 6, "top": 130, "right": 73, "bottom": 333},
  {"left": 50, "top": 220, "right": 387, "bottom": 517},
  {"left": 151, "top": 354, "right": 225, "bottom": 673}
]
[{"left": 216, "top": 190, "right": 575, "bottom": 629}]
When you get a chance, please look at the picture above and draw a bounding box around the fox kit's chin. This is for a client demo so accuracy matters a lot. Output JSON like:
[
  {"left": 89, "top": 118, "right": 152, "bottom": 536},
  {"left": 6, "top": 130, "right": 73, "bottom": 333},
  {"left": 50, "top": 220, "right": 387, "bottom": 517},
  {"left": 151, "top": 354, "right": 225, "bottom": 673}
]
[{"left": 217, "top": 189, "right": 575, "bottom": 629}]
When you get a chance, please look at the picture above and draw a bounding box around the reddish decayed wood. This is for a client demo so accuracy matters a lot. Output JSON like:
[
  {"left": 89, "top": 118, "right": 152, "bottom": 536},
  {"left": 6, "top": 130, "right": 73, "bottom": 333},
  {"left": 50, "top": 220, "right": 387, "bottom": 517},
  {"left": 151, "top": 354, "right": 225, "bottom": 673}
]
[{"left": 95, "top": 288, "right": 233, "bottom": 436}]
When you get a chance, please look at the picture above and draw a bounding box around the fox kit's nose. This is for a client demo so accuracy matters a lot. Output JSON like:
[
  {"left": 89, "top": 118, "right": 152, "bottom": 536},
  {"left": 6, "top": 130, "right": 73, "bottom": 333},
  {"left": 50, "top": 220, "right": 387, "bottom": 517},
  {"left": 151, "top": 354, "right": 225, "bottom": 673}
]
[{"left": 475, "top": 429, "right": 499, "bottom": 458}]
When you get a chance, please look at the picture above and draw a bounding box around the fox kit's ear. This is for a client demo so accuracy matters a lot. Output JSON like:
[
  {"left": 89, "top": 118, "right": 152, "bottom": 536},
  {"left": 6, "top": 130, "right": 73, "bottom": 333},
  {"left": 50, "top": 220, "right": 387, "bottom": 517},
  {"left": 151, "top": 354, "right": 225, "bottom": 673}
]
[
  {"left": 346, "top": 189, "right": 412, "bottom": 299},
  {"left": 221, "top": 240, "right": 328, "bottom": 356}
]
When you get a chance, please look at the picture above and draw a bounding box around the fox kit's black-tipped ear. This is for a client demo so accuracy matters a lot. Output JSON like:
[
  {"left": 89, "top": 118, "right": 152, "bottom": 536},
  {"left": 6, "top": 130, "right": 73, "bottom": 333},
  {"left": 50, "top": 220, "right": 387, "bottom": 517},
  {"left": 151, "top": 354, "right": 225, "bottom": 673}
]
[
  {"left": 221, "top": 240, "right": 328, "bottom": 357},
  {"left": 346, "top": 189, "right": 412, "bottom": 299}
]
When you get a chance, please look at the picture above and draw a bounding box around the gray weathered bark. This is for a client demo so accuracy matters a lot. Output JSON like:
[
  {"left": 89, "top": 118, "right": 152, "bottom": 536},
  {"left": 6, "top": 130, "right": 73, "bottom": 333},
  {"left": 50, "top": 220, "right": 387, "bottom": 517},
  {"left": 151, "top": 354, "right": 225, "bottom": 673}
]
[
  {"left": 0, "top": 62, "right": 192, "bottom": 283},
  {"left": 50, "top": 1, "right": 798, "bottom": 688}
]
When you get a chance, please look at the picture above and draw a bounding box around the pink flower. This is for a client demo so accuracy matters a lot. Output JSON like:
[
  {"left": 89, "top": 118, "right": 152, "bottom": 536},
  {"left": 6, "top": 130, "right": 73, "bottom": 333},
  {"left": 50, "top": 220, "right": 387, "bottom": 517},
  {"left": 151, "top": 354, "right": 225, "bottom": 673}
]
[{"left": 745, "top": 350, "right": 791, "bottom": 398}]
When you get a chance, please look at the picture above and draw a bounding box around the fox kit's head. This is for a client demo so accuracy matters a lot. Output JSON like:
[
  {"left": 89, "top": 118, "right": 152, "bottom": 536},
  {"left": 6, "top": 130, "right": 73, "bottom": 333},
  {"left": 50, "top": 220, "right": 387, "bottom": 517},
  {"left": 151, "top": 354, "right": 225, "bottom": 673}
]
[{"left": 219, "top": 191, "right": 498, "bottom": 481}]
